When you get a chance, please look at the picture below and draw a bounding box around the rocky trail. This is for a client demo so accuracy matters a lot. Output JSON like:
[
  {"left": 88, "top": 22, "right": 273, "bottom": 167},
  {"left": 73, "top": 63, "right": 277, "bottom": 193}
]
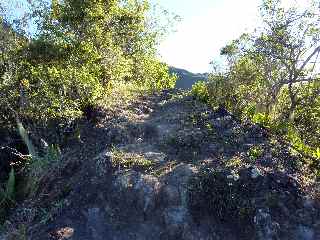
[{"left": 3, "top": 90, "right": 320, "bottom": 240}]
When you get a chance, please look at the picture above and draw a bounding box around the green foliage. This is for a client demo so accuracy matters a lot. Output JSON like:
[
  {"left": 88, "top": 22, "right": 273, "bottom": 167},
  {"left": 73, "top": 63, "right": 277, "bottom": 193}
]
[
  {"left": 0, "top": 168, "right": 15, "bottom": 223},
  {"left": 188, "top": 168, "right": 254, "bottom": 225},
  {"left": 0, "top": 0, "right": 176, "bottom": 228},
  {"left": 194, "top": 0, "right": 320, "bottom": 163},
  {"left": 110, "top": 148, "right": 154, "bottom": 171},
  {"left": 248, "top": 146, "right": 264, "bottom": 161},
  {"left": 290, "top": 82, "right": 320, "bottom": 148},
  {"left": 17, "top": 121, "right": 36, "bottom": 157},
  {"left": 0, "top": 0, "right": 176, "bottom": 126},
  {"left": 31, "top": 145, "right": 61, "bottom": 173},
  {"left": 7, "top": 224, "right": 27, "bottom": 240},
  {"left": 135, "top": 59, "right": 176, "bottom": 90},
  {"left": 252, "top": 113, "right": 271, "bottom": 127},
  {"left": 287, "top": 126, "right": 320, "bottom": 162},
  {"left": 39, "top": 200, "right": 66, "bottom": 225},
  {"left": 191, "top": 81, "right": 209, "bottom": 103},
  {"left": 0, "top": 168, "right": 15, "bottom": 205},
  {"left": 26, "top": 145, "right": 61, "bottom": 196},
  {"left": 205, "top": 74, "right": 232, "bottom": 109}
]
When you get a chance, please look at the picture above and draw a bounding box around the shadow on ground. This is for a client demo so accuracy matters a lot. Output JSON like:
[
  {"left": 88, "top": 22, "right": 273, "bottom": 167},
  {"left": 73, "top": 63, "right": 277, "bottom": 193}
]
[{"left": 4, "top": 90, "right": 320, "bottom": 240}]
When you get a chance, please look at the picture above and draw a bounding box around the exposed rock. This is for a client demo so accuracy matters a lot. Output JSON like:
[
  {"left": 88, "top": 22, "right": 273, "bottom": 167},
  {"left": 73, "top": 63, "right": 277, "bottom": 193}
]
[
  {"left": 85, "top": 208, "right": 106, "bottom": 240},
  {"left": 113, "top": 170, "right": 138, "bottom": 190},
  {"left": 134, "top": 174, "right": 160, "bottom": 215},
  {"left": 113, "top": 171, "right": 160, "bottom": 216},
  {"left": 94, "top": 151, "right": 112, "bottom": 177},
  {"left": 303, "top": 196, "right": 316, "bottom": 210},
  {"left": 172, "top": 164, "right": 198, "bottom": 181},
  {"left": 207, "top": 143, "right": 220, "bottom": 153},
  {"left": 4, "top": 90, "right": 320, "bottom": 240},
  {"left": 144, "top": 151, "right": 167, "bottom": 163},
  {"left": 50, "top": 227, "right": 74, "bottom": 240},
  {"left": 160, "top": 184, "right": 181, "bottom": 206},
  {"left": 142, "top": 123, "right": 159, "bottom": 139},
  {"left": 251, "top": 166, "right": 263, "bottom": 179},
  {"left": 254, "top": 209, "right": 280, "bottom": 240},
  {"left": 293, "top": 225, "right": 315, "bottom": 240},
  {"left": 212, "top": 116, "right": 233, "bottom": 129},
  {"left": 106, "top": 127, "right": 129, "bottom": 144},
  {"left": 167, "top": 164, "right": 198, "bottom": 206},
  {"left": 162, "top": 206, "right": 191, "bottom": 239}
]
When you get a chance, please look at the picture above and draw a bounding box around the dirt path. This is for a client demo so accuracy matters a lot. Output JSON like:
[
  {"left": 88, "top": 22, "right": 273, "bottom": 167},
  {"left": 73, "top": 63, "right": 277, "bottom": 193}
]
[{"left": 4, "top": 90, "right": 320, "bottom": 240}]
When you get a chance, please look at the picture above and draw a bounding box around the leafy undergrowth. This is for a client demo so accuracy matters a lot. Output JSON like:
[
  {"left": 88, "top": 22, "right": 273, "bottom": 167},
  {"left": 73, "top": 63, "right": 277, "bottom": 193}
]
[{"left": 2, "top": 89, "right": 320, "bottom": 240}]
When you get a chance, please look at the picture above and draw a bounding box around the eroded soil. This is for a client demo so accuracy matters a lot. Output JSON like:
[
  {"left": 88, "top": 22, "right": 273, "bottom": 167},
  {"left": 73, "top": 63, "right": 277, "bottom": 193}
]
[{"left": 3, "top": 90, "right": 320, "bottom": 240}]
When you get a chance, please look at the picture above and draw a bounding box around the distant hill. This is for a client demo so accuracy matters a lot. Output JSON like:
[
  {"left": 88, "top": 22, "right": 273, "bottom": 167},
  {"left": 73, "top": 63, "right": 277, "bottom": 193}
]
[{"left": 169, "top": 67, "right": 208, "bottom": 89}]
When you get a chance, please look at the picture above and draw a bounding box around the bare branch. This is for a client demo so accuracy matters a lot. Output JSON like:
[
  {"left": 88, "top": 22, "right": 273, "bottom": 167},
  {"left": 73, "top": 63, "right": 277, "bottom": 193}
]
[
  {"left": 310, "top": 49, "right": 320, "bottom": 75},
  {"left": 0, "top": 146, "right": 30, "bottom": 160},
  {"left": 297, "top": 46, "right": 320, "bottom": 75},
  {"left": 284, "top": 77, "right": 320, "bottom": 84}
]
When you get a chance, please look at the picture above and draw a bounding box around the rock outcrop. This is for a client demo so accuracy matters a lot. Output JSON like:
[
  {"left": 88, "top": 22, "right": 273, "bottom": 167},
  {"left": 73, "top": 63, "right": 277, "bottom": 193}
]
[{"left": 3, "top": 90, "right": 319, "bottom": 240}]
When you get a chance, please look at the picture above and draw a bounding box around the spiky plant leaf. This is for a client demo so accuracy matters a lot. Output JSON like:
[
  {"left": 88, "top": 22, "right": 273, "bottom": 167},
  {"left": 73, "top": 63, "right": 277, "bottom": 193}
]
[
  {"left": 17, "top": 121, "right": 36, "bottom": 157},
  {"left": 5, "top": 168, "right": 15, "bottom": 202},
  {"left": 0, "top": 186, "right": 5, "bottom": 205}
]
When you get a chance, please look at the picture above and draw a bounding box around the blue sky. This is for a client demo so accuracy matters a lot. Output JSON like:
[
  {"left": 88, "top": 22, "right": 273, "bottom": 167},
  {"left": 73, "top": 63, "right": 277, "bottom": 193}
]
[
  {"left": 4, "top": 0, "right": 260, "bottom": 73},
  {"left": 153, "top": 0, "right": 311, "bottom": 73},
  {"left": 153, "top": 0, "right": 260, "bottom": 73},
  {"left": 3, "top": 0, "right": 307, "bottom": 73}
]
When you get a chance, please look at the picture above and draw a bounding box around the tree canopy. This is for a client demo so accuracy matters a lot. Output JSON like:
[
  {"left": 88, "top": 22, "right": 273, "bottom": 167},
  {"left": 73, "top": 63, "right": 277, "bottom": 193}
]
[
  {"left": 193, "top": 0, "right": 320, "bottom": 159},
  {"left": 0, "top": 0, "right": 176, "bottom": 129}
]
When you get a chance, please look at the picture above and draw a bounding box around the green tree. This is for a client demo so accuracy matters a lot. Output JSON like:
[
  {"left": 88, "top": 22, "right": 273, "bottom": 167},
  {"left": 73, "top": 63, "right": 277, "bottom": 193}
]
[
  {"left": 256, "top": 0, "right": 320, "bottom": 118},
  {"left": 0, "top": 0, "right": 175, "bottom": 125},
  {"left": 200, "top": 0, "right": 320, "bottom": 157}
]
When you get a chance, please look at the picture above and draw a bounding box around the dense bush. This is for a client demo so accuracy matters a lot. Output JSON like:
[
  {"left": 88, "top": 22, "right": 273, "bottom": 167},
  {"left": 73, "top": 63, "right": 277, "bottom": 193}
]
[
  {"left": 191, "top": 80, "right": 209, "bottom": 103},
  {"left": 0, "top": 0, "right": 176, "bottom": 128},
  {"left": 0, "top": 0, "right": 176, "bottom": 219},
  {"left": 193, "top": 0, "right": 320, "bottom": 161},
  {"left": 188, "top": 168, "right": 255, "bottom": 226}
]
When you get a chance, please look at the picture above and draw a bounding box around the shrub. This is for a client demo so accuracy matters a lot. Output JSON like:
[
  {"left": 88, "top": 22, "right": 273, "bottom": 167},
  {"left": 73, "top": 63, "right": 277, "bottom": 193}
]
[
  {"left": 188, "top": 168, "right": 255, "bottom": 224},
  {"left": 248, "top": 146, "right": 264, "bottom": 161},
  {"left": 109, "top": 148, "right": 154, "bottom": 171},
  {"left": 191, "top": 81, "right": 209, "bottom": 103},
  {"left": 25, "top": 145, "right": 61, "bottom": 197},
  {"left": 191, "top": 0, "right": 320, "bottom": 162},
  {"left": 0, "top": 0, "right": 176, "bottom": 128}
]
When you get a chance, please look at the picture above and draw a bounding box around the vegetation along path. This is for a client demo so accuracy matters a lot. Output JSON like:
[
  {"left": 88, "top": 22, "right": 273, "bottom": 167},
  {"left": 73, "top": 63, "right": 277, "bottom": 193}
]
[{"left": 3, "top": 89, "right": 320, "bottom": 240}]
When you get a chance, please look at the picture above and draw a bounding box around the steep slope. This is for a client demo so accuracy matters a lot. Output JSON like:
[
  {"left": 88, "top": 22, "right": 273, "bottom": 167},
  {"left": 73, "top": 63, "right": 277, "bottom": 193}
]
[
  {"left": 170, "top": 67, "right": 208, "bottom": 89},
  {"left": 3, "top": 90, "right": 320, "bottom": 240}
]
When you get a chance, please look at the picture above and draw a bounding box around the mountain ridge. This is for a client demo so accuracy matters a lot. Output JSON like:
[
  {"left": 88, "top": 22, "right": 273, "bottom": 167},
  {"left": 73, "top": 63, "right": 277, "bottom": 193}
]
[{"left": 169, "top": 66, "right": 209, "bottom": 89}]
